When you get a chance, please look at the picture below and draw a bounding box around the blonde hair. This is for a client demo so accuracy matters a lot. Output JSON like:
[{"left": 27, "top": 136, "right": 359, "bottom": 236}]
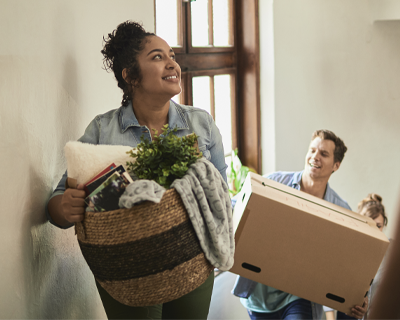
[{"left": 358, "top": 193, "right": 388, "bottom": 226}]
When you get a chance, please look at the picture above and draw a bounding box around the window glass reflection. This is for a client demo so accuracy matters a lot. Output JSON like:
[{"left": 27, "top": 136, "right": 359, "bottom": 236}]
[
  {"left": 156, "top": 0, "right": 179, "bottom": 47},
  {"left": 192, "top": 76, "right": 211, "bottom": 115},
  {"left": 214, "top": 74, "right": 232, "bottom": 155},
  {"left": 213, "top": 0, "right": 231, "bottom": 46},
  {"left": 191, "top": 0, "right": 210, "bottom": 47}
]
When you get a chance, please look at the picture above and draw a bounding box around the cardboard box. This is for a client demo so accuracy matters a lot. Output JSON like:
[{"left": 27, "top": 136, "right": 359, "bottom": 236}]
[{"left": 230, "top": 172, "right": 390, "bottom": 314}]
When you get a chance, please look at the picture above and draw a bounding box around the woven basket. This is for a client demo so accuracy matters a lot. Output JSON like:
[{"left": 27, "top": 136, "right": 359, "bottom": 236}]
[{"left": 75, "top": 188, "right": 213, "bottom": 307}]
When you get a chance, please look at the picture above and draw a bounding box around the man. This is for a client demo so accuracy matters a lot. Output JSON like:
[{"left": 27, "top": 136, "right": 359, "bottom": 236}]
[{"left": 232, "top": 129, "right": 368, "bottom": 320}]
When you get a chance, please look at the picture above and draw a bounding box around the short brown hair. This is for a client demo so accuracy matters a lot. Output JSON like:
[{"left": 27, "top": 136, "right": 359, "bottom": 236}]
[
  {"left": 358, "top": 193, "right": 388, "bottom": 226},
  {"left": 311, "top": 129, "right": 347, "bottom": 163}
]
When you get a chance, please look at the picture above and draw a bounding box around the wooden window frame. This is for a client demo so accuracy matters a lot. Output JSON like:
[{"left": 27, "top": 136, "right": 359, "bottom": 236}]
[
  {"left": 156, "top": 0, "right": 261, "bottom": 172},
  {"left": 236, "top": 0, "right": 261, "bottom": 173}
]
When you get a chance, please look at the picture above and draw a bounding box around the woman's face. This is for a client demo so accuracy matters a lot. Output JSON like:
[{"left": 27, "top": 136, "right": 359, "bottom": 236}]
[
  {"left": 360, "top": 208, "right": 385, "bottom": 232},
  {"left": 373, "top": 214, "right": 385, "bottom": 232},
  {"left": 135, "top": 35, "right": 181, "bottom": 100}
]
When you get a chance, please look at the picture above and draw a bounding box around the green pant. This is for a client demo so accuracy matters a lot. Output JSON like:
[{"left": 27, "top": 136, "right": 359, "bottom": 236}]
[{"left": 96, "top": 272, "right": 215, "bottom": 319}]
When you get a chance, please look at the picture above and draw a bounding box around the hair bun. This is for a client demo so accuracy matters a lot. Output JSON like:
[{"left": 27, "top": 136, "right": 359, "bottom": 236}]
[
  {"left": 100, "top": 21, "right": 155, "bottom": 106},
  {"left": 357, "top": 193, "right": 383, "bottom": 211},
  {"left": 367, "top": 193, "right": 382, "bottom": 204},
  {"left": 101, "top": 21, "right": 147, "bottom": 71}
]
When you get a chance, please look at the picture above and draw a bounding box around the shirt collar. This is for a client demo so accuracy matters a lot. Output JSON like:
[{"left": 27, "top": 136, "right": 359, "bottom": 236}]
[
  {"left": 323, "top": 182, "right": 334, "bottom": 202},
  {"left": 291, "top": 171, "right": 303, "bottom": 189},
  {"left": 119, "top": 100, "right": 188, "bottom": 133},
  {"left": 168, "top": 100, "right": 189, "bottom": 130}
]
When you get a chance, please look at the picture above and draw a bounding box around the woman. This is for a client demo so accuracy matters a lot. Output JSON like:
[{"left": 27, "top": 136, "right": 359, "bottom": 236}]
[
  {"left": 47, "top": 21, "right": 227, "bottom": 319},
  {"left": 325, "top": 193, "right": 388, "bottom": 320}
]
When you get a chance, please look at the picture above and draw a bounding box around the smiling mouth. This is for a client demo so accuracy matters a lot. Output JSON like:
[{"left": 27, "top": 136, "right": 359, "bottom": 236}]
[
  {"left": 162, "top": 75, "right": 178, "bottom": 80},
  {"left": 309, "top": 163, "right": 321, "bottom": 169}
]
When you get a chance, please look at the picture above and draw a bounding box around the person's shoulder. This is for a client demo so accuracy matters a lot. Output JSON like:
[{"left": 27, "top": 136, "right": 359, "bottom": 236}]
[
  {"left": 93, "top": 107, "right": 121, "bottom": 122},
  {"left": 175, "top": 102, "right": 212, "bottom": 118},
  {"left": 326, "top": 185, "right": 351, "bottom": 210},
  {"left": 264, "top": 171, "right": 298, "bottom": 183}
]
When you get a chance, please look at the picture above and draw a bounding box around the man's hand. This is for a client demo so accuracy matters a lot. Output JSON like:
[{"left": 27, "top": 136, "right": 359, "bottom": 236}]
[
  {"left": 350, "top": 297, "right": 368, "bottom": 319},
  {"left": 60, "top": 184, "right": 86, "bottom": 223}
]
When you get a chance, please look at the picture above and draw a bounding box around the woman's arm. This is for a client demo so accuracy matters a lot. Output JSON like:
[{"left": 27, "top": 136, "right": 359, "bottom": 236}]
[{"left": 208, "top": 117, "right": 228, "bottom": 185}]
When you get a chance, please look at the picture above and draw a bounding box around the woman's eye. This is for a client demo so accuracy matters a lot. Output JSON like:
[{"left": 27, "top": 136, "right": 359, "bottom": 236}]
[
  {"left": 153, "top": 54, "right": 162, "bottom": 60},
  {"left": 170, "top": 55, "right": 176, "bottom": 60}
]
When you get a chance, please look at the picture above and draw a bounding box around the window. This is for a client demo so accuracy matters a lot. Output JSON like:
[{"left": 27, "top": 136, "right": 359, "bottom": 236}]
[{"left": 155, "top": 0, "right": 261, "bottom": 173}]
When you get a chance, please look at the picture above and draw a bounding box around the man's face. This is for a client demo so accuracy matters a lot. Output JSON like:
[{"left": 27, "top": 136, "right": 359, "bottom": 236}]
[{"left": 304, "top": 137, "right": 340, "bottom": 181}]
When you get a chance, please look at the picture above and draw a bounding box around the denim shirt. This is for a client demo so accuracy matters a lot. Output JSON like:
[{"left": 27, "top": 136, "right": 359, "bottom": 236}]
[
  {"left": 46, "top": 100, "right": 228, "bottom": 229},
  {"left": 232, "top": 171, "right": 352, "bottom": 320}
]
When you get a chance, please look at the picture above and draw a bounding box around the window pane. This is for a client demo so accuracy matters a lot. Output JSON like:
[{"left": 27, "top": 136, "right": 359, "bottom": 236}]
[
  {"left": 213, "top": 0, "right": 232, "bottom": 46},
  {"left": 155, "top": 0, "right": 179, "bottom": 47},
  {"left": 192, "top": 76, "right": 211, "bottom": 115},
  {"left": 214, "top": 74, "right": 232, "bottom": 155},
  {"left": 191, "top": 0, "right": 209, "bottom": 47}
]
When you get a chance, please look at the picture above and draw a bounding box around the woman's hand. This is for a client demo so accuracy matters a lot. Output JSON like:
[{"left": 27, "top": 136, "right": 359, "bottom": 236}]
[
  {"left": 48, "top": 184, "right": 86, "bottom": 227},
  {"left": 61, "top": 184, "right": 86, "bottom": 223},
  {"left": 350, "top": 296, "right": 368, "bottom": 319}
]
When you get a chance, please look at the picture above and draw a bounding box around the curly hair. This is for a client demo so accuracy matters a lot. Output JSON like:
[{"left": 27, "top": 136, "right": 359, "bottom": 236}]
[
  {"left": 311, "top": 129, "right": 347, "bottom": 163},
  {"left": 358, "top": 193, "right": 388, "bottom": 226},
  {"left": 101, "top": 21, "right": 155, "bottom": 106}
]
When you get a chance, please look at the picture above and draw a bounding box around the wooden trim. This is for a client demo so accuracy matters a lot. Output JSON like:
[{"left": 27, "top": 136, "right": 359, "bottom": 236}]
[
  {"left": 177, "top": 0, "right": 184, "bottom": 49},
  {"left": 186, "top": 72, "right": 193, "bottom": 106},
  {"left": 186, "top": 46, "right": 235, "bottom": 54},
  {"left": 210, "top": 75, "right": 215, "bottom": 119},
  {"left": 209, "top": 0, "right": 214, "bottom": 46},
  {"left": 175, "top": 52, "right": 236, "bottom": 71},
  {"left": 229, "top": 0, "right": 235, "bottom": 46},
  {"left": 230, "top": 70, "right": 238, "bottom": 151},
  {"left": 186, "top": 0, "right": 193, "bottom": 52},
  {"left": 188, "top": 67, "right": 236, "bottom": 77},
  {"left": 236, "top": 0, "right": 261, "bottom": 173},
  {"left": 180, "top": 72, "right": 188, "bottom": 105}
]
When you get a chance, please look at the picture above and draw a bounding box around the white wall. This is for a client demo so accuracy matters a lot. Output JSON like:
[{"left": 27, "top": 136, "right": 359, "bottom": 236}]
[
  {"left": 260, "top": 0, "right": 400, "bottom": 238},
  {"left": 0, "top": 1, "right": 154, "bottom": 318}
]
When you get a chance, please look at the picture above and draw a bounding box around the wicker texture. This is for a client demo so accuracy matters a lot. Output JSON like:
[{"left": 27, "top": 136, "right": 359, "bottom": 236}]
[{"left": 76, "top": 188, "right": 213, "bottom": 307}]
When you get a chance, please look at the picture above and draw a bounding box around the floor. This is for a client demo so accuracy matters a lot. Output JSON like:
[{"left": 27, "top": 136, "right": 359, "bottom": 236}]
[
  {"left": 208, "top": 272, "right": 329, "bottom": 320},
  {"left": 208, "top": 271, "right": 249, "bottom": 319}
]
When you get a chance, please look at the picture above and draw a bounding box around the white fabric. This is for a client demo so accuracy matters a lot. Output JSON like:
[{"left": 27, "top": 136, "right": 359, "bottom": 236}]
[{"left": 64, "top": 141, "right": 136, "bottom": 184}]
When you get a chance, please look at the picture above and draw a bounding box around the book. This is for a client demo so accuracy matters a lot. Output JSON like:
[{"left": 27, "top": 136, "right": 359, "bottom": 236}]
[
  {"left": 84, "top": 163, "right": 116, "bottom": 186},
  {"left": 84, "top": 164, "right": 128, "bottom": 196},
  {"left": 85, "top": 172, "right": 130, "bottom": 212}
]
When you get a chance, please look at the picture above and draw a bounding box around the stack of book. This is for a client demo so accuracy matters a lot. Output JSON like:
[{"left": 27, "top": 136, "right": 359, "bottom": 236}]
[{"left": 84, "top": 163, "right": 133, "bottom": 212}]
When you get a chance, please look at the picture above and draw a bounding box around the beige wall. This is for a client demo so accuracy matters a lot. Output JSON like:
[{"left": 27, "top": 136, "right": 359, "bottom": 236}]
[
  {"left": 0, "top": 1, "right": 154, "bottom": 318},
  {"left": 260, "top": 0, "right": 400, "bottom": 238}
]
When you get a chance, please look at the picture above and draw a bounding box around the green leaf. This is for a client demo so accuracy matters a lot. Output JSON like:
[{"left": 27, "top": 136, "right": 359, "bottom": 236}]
[{"left": 126, "top": 124, "right": 202, "bottom": 188}]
